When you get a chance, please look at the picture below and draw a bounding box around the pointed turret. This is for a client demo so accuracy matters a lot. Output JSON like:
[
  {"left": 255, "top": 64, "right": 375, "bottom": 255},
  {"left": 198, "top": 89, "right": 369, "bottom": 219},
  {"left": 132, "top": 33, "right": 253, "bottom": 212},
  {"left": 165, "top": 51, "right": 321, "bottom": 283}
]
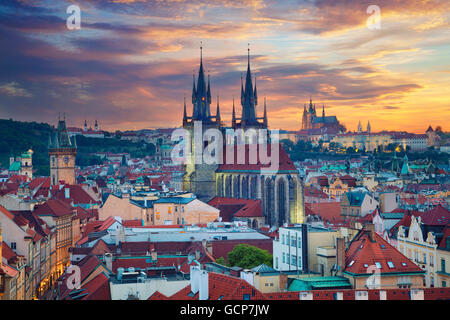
[
  {"left": 84, "top": 120, "right": 87, "bottom": 131},
  {"left": 357, "top": 121, "right": 363, "bottom": 133},
  {"left": 183, "top": 96, "right": 188, "bottom": 125},
  {"left": 207, "top": 74, "right": 212, "bottom": 104},
  {"left": 95, "top": 119, "right": 98, "bottom": 132},
  {"left": 263, "top": 97, "right": 268, "bottom": 128},
  {"left": 192, "top": 73, "right": 197, "bottom": 104},
  {"left": 322, "top": 104, "right": 325, "bottom": 118},
  {"left": 367, "top": 121, "right": 371, "bottom": 134},
  {"left": 216, "top": 95, "right": 221, "bottom": 124},
  {"left": 232, "top": 97, "right": 236, "bottom": 128}
]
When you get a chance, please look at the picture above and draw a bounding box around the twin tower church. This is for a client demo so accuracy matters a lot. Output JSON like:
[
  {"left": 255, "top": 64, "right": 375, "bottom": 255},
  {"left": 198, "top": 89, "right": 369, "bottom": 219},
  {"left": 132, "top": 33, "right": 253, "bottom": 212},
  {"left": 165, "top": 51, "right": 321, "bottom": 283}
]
[
  {"left": 46, "top": 47, "right": 306, "bottom": 227},
  {"left": 182, "top": 47, "right": 305, "bottom": 226}
]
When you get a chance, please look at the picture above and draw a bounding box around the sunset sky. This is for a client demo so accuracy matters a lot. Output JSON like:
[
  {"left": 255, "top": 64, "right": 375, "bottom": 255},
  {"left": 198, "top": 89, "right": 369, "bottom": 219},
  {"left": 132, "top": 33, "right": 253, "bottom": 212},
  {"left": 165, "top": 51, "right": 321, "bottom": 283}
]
[{"left": 0, "top": 0, "right": 449, "bottom": 133}]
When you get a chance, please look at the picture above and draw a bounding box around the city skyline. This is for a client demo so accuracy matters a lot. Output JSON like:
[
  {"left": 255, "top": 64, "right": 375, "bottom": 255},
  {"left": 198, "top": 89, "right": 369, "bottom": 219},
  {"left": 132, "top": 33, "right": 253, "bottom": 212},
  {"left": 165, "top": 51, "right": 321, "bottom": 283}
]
[{"left": 0, "top": 0, "right": 449, "bottom": 133}]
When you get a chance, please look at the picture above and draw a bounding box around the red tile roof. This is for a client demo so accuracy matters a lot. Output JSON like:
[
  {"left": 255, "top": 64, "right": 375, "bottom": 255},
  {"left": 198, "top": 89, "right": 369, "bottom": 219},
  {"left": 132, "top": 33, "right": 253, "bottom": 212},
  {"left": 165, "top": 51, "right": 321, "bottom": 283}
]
[
  {"left": 208, "top": 197, "right": 263, "bottom": 220},
  {"left": 420, "top": 206, "right": 450, "bottom": 226},
  {"left": 306, "top": 201, "right": 342, "bottom": 224},
  {"left": 51, "top": 184, "right": 99, "bottom": 205},
  {"left": 167, "top": 272, "right": 267, "bottom": 300},
  {"left": 148, "top": 291, "right": 169, "bottom": 300},
  {"left": 33, "top": 198, "right": 74, "bottom": 217},
  {"left": 344, "top": 226, "right": 424, "bottom": 275}
]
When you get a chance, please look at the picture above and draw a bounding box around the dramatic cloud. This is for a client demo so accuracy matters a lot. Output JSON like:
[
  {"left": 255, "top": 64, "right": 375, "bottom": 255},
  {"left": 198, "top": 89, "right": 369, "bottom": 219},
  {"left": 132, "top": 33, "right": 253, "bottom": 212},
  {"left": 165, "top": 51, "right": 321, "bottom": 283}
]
[{"left": 0, "top": 0, "right": 449, "bottom": 133}]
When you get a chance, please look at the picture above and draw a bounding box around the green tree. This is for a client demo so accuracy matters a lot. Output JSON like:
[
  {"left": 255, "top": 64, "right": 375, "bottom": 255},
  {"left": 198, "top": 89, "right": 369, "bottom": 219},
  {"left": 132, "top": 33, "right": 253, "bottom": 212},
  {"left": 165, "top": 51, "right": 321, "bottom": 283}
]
[
  {"left": 215, "top": 257, "right": 227, "bottom": 266},
  {"left": 227, "top": 244, "right": 273, "bottom": 269}
]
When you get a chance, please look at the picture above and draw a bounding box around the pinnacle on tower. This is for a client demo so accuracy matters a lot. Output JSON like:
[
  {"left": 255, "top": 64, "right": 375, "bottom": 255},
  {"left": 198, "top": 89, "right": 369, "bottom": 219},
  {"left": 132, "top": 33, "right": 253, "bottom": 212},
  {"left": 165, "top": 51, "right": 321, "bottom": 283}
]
[
  {"left": 263, "top": 97, "right": 268, "bottom": 128},
  {"left": 232, "top": 97, "right": 236, "bottom": 127},
  {"left": 216, "top": 95, "right": 221, "bottom": 124}
]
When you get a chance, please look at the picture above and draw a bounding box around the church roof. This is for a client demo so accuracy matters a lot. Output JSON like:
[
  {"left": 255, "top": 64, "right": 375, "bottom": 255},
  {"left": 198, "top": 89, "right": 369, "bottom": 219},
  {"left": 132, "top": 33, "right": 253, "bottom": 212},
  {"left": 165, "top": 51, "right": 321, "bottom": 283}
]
[
  {"left": 217, "top": 144, "right": 297, "bottom": 173},
  {"left": 312, "top": 116, "right": 338, "bottom": 124}
]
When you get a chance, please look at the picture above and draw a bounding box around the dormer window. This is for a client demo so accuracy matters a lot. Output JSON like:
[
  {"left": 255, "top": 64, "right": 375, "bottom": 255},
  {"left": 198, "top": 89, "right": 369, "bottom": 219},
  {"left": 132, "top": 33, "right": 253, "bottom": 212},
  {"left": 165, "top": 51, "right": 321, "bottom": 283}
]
[
  {"left": 375, "top": 262, "right": 382, "bottom": 269},
  {"left": 387, "top": 261, "right": 395, "bottom": 268},
  {"left": 348, "top": 260, "right": 354, "bottom": 267}
]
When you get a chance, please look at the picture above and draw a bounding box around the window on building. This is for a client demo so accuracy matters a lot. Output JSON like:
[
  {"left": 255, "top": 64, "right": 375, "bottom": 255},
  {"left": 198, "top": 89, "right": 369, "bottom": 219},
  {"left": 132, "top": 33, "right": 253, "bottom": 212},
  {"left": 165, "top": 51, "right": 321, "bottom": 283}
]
[
  {"left": 275, "top": 257, "right": 278, "bottom": 269},
  {"left": 442, "top": 281, "right": 447, "bottom": 288},
  {"left": 282, "top": 234, "right": 285, "bottom": 245},
  {"left": 282, "top": 253, "right": 285, "bottom": 263},
  {"left": 387, "top": 261, "right": 395, "bottom": 269},
  {"left": 298, "top": 237, "right": 302, "bottom": 248},
  {"left": 441, "top": 259, "right": 446, "bottom": 273},
  {"left": 348, "top": 260, "right": 354, "bottom": 267},
  {"left": 375, "top": 262, "right": 382, "bottom": 269},
  {"left": 10, "top": 242, "right": 16, "bottom": 250},
  {"left": 430, "top": 254, "right": 434, "bottom": 267},
  {"left": 291, "top": 236, "right": 296, "bottom": 247},
  {"left": 287, "top": 254, "right": 290, "bottom": 265},
  {"left": 292, "top": 255, "right": 297, "bottom": 266}
]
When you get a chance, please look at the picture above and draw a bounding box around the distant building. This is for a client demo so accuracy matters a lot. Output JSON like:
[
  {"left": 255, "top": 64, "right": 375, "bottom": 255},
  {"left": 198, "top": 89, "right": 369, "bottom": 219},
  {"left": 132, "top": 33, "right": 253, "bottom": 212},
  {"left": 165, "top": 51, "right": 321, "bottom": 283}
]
[
  {"left": 301, "top": 99, "right": 341, "bottom": 131},
  {"left": 8, "top": 150, "right": 33, "bottom": 181}
]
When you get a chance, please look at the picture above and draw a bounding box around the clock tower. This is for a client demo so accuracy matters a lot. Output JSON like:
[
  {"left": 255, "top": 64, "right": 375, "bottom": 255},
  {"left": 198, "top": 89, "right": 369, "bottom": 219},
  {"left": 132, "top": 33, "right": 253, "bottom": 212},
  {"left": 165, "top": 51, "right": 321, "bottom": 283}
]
[{"left": 48, "top": 116, "right": 77, "bottom": 185}]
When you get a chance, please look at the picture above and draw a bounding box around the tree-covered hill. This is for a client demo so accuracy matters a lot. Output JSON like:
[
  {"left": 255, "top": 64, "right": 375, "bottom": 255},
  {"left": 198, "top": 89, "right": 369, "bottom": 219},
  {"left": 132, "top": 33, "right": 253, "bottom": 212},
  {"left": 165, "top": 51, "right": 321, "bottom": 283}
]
[{"left": 0, "top": 119, "right": 155, "bottom": 176}]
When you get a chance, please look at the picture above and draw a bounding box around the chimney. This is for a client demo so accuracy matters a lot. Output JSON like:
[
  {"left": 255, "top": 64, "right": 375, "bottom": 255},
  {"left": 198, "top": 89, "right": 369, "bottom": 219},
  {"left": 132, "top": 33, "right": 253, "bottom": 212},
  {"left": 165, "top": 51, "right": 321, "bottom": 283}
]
[
  {"left": 195, "top": 249, "right": 201, "bottom": 260},
  {"left": 190, "top": 265, "right": 200, "bottom": 294},
  {"left": 151, "top": 249, "right": 157, "bottom": 261},
  {"left": 365, "top": 223, "right": 376, "bottom": 242},
  {"left": 104, "top": 253, "right": 113, "bottom": 271},
  {"left": 198, "top": 270, "right": 209, "bottom": 300},
  {"left": 336, "top": 237, "right": 345, "bottom": 275}
]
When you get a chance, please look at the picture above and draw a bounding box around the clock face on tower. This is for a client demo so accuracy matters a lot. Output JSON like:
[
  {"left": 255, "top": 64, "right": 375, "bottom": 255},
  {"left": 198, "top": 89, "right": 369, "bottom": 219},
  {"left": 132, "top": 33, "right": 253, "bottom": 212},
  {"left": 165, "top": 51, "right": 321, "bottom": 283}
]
[{"left": 64, "top": 156, "right": 69, "bottom": 164}]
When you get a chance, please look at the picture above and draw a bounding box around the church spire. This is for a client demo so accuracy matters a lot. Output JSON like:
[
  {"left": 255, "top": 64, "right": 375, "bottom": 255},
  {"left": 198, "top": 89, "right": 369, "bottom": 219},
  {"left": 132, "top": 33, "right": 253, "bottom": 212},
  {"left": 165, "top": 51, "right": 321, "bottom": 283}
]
[
  {"left": 183, "top": 96, "right": 188, "bottom": 125},
  {"left": 322, "top": 104, "right": 325, "bottom": 118},
  {"left": 241, "top": 44, "right": 257, "bottom": 124},
  {"left": 367, "top": 120, "right": 371, "bottom": 134},
  {"left": 190, "top": 42, "right": 212, "bottom": 122}
]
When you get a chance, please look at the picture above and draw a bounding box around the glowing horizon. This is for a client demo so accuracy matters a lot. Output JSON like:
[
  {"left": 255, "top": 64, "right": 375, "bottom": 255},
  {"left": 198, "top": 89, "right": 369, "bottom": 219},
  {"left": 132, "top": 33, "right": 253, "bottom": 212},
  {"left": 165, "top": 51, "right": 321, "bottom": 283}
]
[{"left": 0, "top": 0, "right": 449, "bottom": 134}]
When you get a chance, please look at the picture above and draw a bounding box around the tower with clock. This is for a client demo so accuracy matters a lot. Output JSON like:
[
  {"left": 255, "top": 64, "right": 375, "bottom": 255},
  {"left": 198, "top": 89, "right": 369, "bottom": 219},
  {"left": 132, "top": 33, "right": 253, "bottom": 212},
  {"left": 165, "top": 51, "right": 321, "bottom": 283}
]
[{"left": 48, "top": 115, "right": 77, "bottom": 185}]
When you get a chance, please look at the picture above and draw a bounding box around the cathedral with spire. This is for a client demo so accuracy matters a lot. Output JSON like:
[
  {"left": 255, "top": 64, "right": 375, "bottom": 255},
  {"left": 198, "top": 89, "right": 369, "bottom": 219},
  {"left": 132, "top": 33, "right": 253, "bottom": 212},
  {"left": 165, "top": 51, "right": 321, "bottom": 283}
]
[
  {"left": 301, "top": 98, "right": 341, "bottom": 131},
  {"left": 182, "top": 44, "right": 305, "bottom": 227}
]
